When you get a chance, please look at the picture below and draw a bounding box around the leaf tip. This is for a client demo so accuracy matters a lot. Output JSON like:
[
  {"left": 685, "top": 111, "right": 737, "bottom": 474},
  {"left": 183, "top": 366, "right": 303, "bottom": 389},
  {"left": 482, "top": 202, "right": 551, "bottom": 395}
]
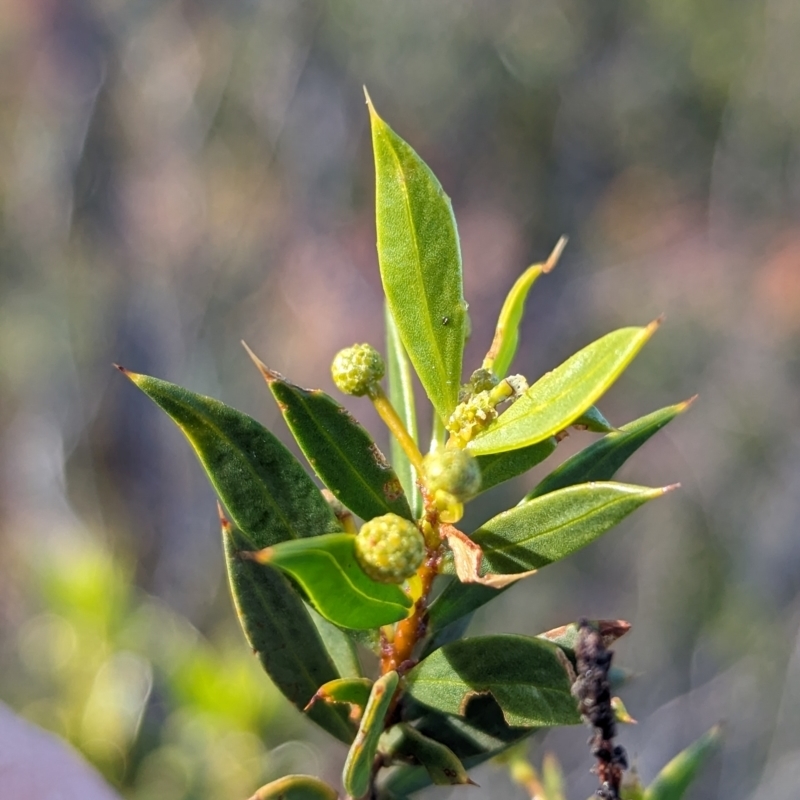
[
  {"left": 543, "top": 236, "right": 568, "bottom": 273},
  {"left": 114, "top": 363, "right": 139, "bottom": 381},
  {"left": 647, "top": 313, "right": 666, "bottom": 335},
  {"left": 679, "top": 394, "right": 699, "bottom": 412},
  {"left": 660, "top": 482, "right": 681, "bottom": 495},
  {"left": 363, "top": 86, "right": 377, "bottom": 117},
  {"left": 241, "top": 340, "right": 279, "bottom": 382}
]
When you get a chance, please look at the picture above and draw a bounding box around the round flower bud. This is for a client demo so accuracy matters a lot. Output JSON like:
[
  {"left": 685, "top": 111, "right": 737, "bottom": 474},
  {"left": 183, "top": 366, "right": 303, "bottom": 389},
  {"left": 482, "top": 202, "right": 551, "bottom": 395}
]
[
  {"left": 331, "top": 344, "right": 385, "bottom": 397},
  {"left": 423, "top": 448, "right": 482, "bottom": 503},
  {"left": 355, "top": 513, "right": 425, "bottom": 584}
]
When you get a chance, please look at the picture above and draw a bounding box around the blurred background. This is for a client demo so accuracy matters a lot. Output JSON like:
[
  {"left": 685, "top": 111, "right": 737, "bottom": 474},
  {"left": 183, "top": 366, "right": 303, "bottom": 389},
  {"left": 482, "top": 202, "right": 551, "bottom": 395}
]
[{"left": 1, "top": 1, "right": 799, "bottom": 798}]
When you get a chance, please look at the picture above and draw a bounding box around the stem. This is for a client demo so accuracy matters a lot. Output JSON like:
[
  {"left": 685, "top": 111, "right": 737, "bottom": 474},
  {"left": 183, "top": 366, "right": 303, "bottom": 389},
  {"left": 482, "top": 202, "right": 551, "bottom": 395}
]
[{"left": 370, "top": 385, "right": 426, "bottom": 475}]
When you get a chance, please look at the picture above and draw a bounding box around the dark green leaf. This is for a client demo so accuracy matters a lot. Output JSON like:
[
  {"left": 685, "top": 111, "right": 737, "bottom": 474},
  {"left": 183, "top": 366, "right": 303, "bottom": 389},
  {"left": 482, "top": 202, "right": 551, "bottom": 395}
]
[
  {"left": 249, "top": 775, "right": 339, "bottom": 800},
  {"left": 429, "top": 482, "right": 670, "bottom": 633},
  {"left": 467, "top": 323, "right": 660, "bottom": 456},
  {"left": 573, "top": 405, "right": 616, "bottom": 433},
  {"left": 245, "top": 349, "right": 411, "bottom": 522},
  {"left": 643, "top": 725, "right": 723, "bottom": 800},
  {"left": 404, "top": 635, "right": 580, "bottom": 727},
  {"left": 308, "top": 608, "right": 363, "bottom": 679},
  {"left": 385, "top": 303, "right": 422, "bottom": 518},
  {"left": 383, "top": 724, "right": 474, "bottom": 786},
  {"left": 368, "top": 93, "right": 467, "bottom": 422},
  {"left": 465, "top": 481, "right": 670, "bottom": 575},
  {"left": 222, "top": 519, "right": 353, "bottom": 743},
  {"left": 483, "top": 237, "right": 566, "bottom": 379},
  {"left": 525, "top": 398, "right": 694, "bottom": 501},
  {"left": 120, "top": 368, "right": 341, "bottom": 544},
  {"left": 343, "top": 670, "right": 399, "bottom": 798},
  {"left": 476, "top": 437, "right": 558, "bottom": 493},
  {"left": 247, "top": 533, "right": 412, "bottom": 630}
]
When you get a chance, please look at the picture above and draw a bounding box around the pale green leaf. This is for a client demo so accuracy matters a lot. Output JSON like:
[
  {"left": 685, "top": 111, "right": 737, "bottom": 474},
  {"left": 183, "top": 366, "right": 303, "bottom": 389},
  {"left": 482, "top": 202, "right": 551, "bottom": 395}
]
[
  {"left": 368, "top": 93, "right": 467, "bottom": 422},
  {"left": 467, "top": 322, "right": 660, "bottom": 456}
]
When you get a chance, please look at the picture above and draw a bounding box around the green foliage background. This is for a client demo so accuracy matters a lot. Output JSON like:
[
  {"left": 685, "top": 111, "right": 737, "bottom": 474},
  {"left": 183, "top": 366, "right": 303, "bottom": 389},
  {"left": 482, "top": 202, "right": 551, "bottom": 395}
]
[{"left": 1, "top": 1, "right": 799, "bottom": 798}]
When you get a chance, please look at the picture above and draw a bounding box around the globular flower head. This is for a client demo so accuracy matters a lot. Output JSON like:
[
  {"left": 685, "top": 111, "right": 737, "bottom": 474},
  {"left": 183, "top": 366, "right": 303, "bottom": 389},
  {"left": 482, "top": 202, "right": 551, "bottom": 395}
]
[
  {"left": 355, "top": 513, "right": 425, "bottom": 584},
  {"left": 331, "top": 343, "right": 385, "bottom": 397}
]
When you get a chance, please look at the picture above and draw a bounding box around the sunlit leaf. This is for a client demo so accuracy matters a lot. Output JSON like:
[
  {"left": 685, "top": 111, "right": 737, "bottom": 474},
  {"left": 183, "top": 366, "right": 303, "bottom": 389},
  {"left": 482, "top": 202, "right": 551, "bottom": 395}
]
[
  {"left": 221, "top": 516, "right": 353, "bottom": 743},
  {"left": 306, "top": 677, "right": 373, "bottom": 714},
  {"left": 244, "top": 533, "right": 412, "bottom": 630},
  {"left": 385, "top": 302, "right": 422, "bottom": 517},
  {"left": 524, "top": 398, "right": 694, "bottom": 501},
  {"left": 245, "top": 346, "right": 412, "bottom": 522},
  {"left": 483, "top": 237, "right": 566, "bottom": 379},
  {"left": 404, "top": 635, "right": 580, "bottom": 727},
  {"left": 248, "top": 774, "right": 338, "bottom": 800},
  {"left": 383, "top": 724, "right": 475, "bottom": 786},
  {"left": 643, "top": 725, "right": 723, "bottom": 800},
  {"left": 368, "top": 92, "right": 467, "bottom": 422},
  {"left": 343, "top": 670, "right": 399, "bottom": 798},
  {"left": 467, "top": 322, "right": 660, "bottom": 456},
  {"left": 429, "top": 482, "right": 671, "bottom": 633},
  {"left": 475, "top": 437, "right": 558, "bottom": 493}
]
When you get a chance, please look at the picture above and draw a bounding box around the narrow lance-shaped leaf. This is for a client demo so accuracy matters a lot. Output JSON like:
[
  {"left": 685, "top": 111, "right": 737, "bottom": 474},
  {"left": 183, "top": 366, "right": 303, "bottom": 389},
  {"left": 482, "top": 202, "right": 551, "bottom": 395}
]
[
  {"left": 385, "top": 302, "right": 422, "bottom": 517},
  {"left": 248, "top": 775, "right": 339, "bottom": 800},
  {"left": 244, "top": 533, "right": 412, "bottom": 630},
  {"left": 525, "top": 398, "right": 694, "bottom": 501},
  {"left": 467, "top": 322, "right": 660, "bottom": 456},
  {"left": 307, "top": 608, "right": 362, "bottom": 679},
  {"left": 643, "top": 725, "right": 723, "bottom": 800},
  {"left": 119, "top": 368, "right": 341, "bottom": 544},
  {"left": 405, "top": 635, "right": 580, "bottom": 727},
  {"left": 428, "top": 482, "right": 673, "bottom": 633},
  {"left": 343, "top": 670, "right": 399, "bottom": 799},
  {"left": 121, "top": 368, "right": 353, "bottom": 741},
  {"left": 368, "top": 91, "right": 467, "bottom": 422},
  {"left": 383, "top": 724, "right": 476, "bottom": 786},
  {"left": 245, "top": 344, "right": 412, "bottom": 522},
  {"left": 459, "top": 482, "right": 672, "bottom": 575},
  {"left": 221, "top": 515, "right": 353, "bottom": 743},
  {"left": 484, "top": 237, "right": 567, "bottom": 379}
]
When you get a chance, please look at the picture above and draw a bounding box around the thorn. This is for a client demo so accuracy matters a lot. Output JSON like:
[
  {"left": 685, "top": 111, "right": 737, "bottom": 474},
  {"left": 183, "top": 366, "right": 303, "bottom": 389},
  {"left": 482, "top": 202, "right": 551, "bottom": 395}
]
[
  {"left": 543, "top": 235, "right": 568, "bottom": 273},
  {"left": 363, "top": 85, "right": 375, "bottom": 111},
  {"left": 661, "top": 482, "right": 681, "bottom": 494},
  {"left": 679, "top": 394, "right": 699, "bottom": 411}
]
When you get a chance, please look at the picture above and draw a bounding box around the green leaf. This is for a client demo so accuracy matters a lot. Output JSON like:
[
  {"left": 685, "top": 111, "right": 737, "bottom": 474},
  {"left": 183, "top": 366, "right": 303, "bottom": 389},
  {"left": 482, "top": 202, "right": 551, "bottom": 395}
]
[
  {"left": 383, "top": 724, "right": 475, "bottom": 786},
  {"left": 466, "top": 481, "right": 671, "bottom": 575},
  {"left": 385, "top": 302, "right": 422, "bottom": 518},
  {"left": 246, "top": 348, "right": 412, "bottom": 522},
  {"left": 343, "top": 670, "right": 399, "bottom": 799},
  {"left": 249, "top": 774, "right": 339, "bottom": 800},
  {"left": 308, "top": 608, "right": 363, "bottom": 679},
  {"left": 467, "top": 322, "right": 660, "bottom": 456},
  {"left": 404, "top": 635, "right": 579, "bottom": 727},
  {"left": 475, "top": 437, "right": 558, "bottom": 493},
  {"left": 573, "top": 405, "right": 616, "bottom": 433},
  {"left": 525, "top": 398, "right": 694, "bottom": 501},
  {"left": 368, "top": 93, "right": 467, "bottom": 422},
  {"left": 483, "top": 237, "right": 566, "bottom": 379},
  {"left": 121, "top": 369, "right": 354, "bottom": 741},
  {"left": 120, "top": 368, "right": 341, "bottom": 544},
  {"left": 307, "top": 677, "right": 373, "bottom": 712},
  {"left": 221, "top": 519, "right": 354, "bottom": 743},
  {"left": 428, "top": 482, "right": 670, "bottom": 633},
  {"left": 247, "top": 533, "right": 412, "bottom": 630},
  {"left": 643, "top": 725, "right": 723, "bottom": 800}
]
